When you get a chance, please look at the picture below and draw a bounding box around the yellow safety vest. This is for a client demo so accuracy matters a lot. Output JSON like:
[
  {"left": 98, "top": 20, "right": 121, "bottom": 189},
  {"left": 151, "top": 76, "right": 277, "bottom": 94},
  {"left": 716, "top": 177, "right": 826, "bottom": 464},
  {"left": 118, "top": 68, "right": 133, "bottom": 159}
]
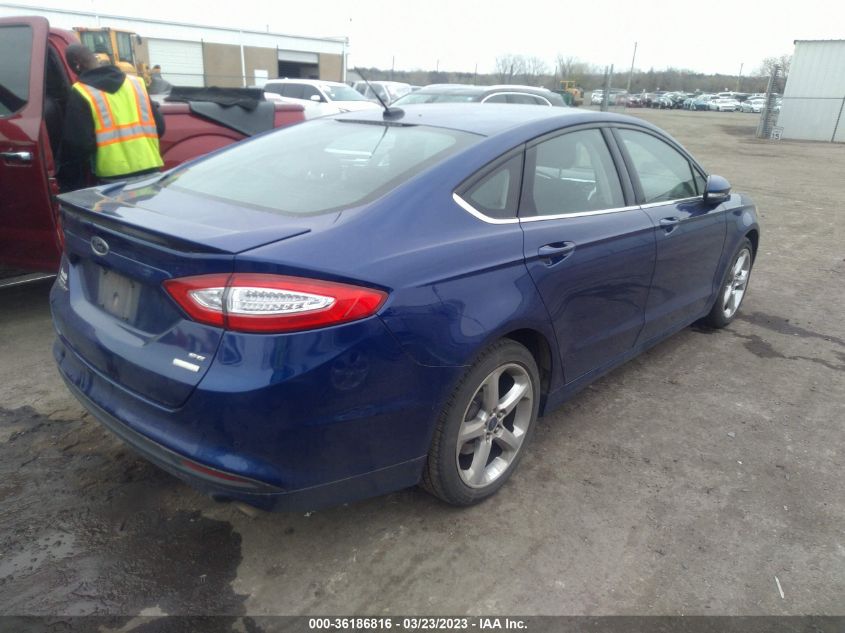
[{"left": 72, "top": 74, "right": 164, "bottom": 178}]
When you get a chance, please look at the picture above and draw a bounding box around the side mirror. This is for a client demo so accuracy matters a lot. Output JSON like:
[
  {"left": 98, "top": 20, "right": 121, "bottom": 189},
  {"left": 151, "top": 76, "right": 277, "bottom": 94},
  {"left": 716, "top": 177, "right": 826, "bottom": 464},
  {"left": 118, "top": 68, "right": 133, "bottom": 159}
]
[
  {"left": 704, "top": 174, "right": 731, "bottom": 205},
  {"left": 309, "top": 94, "right": 322, "bottom": 102}
]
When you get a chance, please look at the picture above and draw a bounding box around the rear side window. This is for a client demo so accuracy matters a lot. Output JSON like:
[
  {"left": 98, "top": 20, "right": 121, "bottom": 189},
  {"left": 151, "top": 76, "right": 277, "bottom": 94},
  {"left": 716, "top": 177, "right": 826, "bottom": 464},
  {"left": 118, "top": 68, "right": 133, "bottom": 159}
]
[
  {"left": 166, "top": 119, "right": 481, "bottom": 215},
  {"left": 617, "top": 129, "right": 698, "bottom": 203},
  {"left": 461, "top": 153, "right": 524, "bottom": 219},
  {"left": 508, "top": 93, "right": 547, "bottom": 105},
  {"left": 280, "top": 83, "right": 303, "bottom": 99},
  {"left": 0, "top": 25, "right": 32, "bottom": 117},
  {"left": 522, "top": 129, "right": 624, "bottom": 216}
]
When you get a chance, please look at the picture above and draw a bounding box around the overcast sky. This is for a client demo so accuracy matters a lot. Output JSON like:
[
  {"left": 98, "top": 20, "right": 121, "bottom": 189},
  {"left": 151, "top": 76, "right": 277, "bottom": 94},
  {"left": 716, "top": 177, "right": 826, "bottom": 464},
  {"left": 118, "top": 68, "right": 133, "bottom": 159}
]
[{"left": 13, "top": 0, "right": 843, "bottom": 74}]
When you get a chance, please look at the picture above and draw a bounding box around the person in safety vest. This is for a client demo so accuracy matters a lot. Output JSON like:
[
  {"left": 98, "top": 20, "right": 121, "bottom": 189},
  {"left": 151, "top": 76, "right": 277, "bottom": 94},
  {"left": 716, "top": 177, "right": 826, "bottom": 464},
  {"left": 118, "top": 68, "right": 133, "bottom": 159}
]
[{"left": 59, "top": 44, "right": 165, "bottom": 191}]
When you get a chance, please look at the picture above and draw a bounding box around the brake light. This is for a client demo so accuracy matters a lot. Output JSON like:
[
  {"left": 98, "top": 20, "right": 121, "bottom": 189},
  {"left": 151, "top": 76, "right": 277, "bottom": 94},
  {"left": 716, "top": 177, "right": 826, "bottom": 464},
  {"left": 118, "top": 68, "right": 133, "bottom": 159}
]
[{"left": 163, "top": 273, "right": 387, "bottom": 333}]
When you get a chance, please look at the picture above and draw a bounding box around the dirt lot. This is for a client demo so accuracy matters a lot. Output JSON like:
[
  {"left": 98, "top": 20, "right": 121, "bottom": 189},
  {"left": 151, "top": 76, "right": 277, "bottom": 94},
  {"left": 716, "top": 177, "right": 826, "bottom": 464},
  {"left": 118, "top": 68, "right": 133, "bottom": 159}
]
[{"left": 1, "top": 109, "right": 843, "bottom": 618}]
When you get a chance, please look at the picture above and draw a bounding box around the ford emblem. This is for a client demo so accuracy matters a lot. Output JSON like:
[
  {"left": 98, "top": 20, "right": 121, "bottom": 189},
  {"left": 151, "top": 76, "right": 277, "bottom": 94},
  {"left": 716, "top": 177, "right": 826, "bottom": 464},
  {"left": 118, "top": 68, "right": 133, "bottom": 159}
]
[{"left": 90, "top": 236, "right": 109, "bottom": 257}]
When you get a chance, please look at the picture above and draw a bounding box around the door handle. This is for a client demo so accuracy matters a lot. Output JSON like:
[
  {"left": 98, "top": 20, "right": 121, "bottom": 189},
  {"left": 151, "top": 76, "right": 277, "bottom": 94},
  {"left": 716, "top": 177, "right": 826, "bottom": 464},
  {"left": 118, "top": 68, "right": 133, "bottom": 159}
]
[
  {"left": 538, "top": 242, "right": 576, "bottom": 264},
  {"left": 659, "top": 216, "right": 680, "bottom": 232},
  {"left": 0, "top": 151, "right": 33, "bottom": 163}
]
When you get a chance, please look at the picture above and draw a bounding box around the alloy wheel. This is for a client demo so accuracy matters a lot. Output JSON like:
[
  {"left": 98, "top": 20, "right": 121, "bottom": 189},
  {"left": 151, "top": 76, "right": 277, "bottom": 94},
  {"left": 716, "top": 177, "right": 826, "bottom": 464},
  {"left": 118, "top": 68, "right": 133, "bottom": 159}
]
[
  {"left": 722, "top": 248, "right": 752, "bottom": 319},
  {"left": 455, "top": 363, "right": 534, "bottom": 488}
]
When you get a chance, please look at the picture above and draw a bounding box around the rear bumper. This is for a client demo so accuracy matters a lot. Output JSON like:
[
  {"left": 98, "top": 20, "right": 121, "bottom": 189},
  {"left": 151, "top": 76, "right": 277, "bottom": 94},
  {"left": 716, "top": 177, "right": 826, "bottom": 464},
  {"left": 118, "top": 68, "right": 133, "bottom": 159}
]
[
  {"left": 52, "top": 309, "right": 455, "bottom": 510},
  {"left": 55, "top": 336, "right": 432, "bottom": 511},
  {"left": 60, "top": 369, "right": 425, "bottom": 510}
]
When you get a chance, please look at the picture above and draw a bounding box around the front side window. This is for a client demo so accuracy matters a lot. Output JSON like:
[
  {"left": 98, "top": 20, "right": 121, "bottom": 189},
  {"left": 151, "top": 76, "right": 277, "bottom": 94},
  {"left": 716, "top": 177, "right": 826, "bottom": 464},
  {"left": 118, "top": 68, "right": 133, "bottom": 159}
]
[
  {"left": 461, "top": 154, "right": 524, "bottom": 220},
  {"left": 80, "top": 31, "right": 112, "bottom": 57},
  {"left": 0, "top": 25, "right": 32, "bottom": 117},
  {"left": 116, "top": 32, "right": 134, "bottom": 64},
  {"left": 165, "top": 120, "right": 481, "bottom": 215},
  {"left": 618, "top": 129, "right": 699, "bottom": 203},
  {"left": 300, "top": 84, "right": 322, "bottom": 101},
  {"left": 522, "top": 129, "right": 624, "bottom": 216}
]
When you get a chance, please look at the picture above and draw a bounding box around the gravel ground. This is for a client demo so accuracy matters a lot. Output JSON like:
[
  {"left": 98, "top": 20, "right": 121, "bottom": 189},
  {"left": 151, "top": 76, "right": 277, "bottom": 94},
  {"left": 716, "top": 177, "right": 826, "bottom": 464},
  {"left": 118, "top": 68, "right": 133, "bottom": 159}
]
[{"left": 0, "top": 109, "right": 842, "bottom": 618}]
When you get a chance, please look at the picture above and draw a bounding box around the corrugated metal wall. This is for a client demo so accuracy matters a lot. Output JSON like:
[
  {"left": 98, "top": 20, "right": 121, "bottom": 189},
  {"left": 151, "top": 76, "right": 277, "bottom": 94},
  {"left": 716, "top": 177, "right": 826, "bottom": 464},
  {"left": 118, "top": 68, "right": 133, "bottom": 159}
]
[{"left": 779, "top": 40, "right": 845, "bottom": 142}]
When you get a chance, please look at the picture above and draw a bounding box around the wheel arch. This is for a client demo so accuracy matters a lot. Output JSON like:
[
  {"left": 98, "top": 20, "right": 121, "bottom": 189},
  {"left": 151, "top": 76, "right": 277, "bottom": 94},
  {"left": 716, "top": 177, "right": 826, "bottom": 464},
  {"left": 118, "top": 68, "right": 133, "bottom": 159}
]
[
  {"left": 745, "top": 228, "right": 760, "bottom": 260},
  {"left": 501, "top": 328, "right": 554, "bottom": 400}
]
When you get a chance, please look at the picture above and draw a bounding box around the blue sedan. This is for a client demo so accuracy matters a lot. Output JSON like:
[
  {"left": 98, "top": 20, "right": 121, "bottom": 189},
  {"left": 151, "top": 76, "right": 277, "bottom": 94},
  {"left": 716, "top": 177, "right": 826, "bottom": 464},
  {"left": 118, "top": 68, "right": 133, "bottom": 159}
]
[{"left": 51, "top": 104, "right": 760, "bottom": 509}]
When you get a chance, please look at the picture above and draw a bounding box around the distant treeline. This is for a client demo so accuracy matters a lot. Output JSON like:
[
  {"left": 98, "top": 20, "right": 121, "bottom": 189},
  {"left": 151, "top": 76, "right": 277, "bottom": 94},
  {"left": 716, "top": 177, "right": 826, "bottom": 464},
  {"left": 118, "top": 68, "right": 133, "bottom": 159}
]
[{"left": 353, "top": 66, "right": 774, "bottom": 94}]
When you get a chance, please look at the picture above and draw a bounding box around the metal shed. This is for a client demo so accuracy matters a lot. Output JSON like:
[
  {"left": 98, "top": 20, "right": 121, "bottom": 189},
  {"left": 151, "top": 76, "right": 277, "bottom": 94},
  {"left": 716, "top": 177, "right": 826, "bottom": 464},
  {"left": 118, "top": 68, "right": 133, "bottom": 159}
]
[{"left": 778, "top": 40, "right": 845, "bottom": 143}]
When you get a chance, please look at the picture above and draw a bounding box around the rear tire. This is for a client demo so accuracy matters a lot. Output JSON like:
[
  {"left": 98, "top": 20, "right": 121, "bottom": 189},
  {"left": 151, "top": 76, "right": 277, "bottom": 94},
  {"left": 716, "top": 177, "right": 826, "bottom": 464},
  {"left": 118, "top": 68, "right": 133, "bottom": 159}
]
[
  {"left": 421, "top": 339, "right": 540, "bottom": 506},
  {"left": 702, "top": 238, "right": 754, "bottom": 328}
]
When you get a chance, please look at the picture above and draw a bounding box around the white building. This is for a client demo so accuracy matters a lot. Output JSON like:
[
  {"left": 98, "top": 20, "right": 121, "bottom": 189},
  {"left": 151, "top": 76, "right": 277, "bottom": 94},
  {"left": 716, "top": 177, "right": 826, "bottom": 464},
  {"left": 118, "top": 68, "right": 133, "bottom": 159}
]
[
  {"left": 0, "top": 2, "right": 348, "bottom": 87},
  {"left": 778, "top": 39, "right": 845, "bottom": 143}
]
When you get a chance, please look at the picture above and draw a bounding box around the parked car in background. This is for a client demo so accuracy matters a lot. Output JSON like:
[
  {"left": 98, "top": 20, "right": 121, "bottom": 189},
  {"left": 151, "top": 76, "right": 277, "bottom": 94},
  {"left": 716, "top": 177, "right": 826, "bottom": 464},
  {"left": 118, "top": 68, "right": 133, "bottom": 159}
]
[
  {"left": 625, "top": 94, "right": 644, "bottom": 107},
  {"left": 589, "top": 89, "right": 627, "bottom": 106},
  {"left": 352, "top": 80, "right": 412, "bottom": 104},
  {"left": 740, "top": 98, "right": 765, "bottom": 113},
  {"left": 392, "top": 84, "right": 566, "bottom": 107},
  {"left": 263, "top": 79, "right": 380, "bottom": 112},
  {"left": 709, "top": 97, "right": 740, "bottom": 112},
  {"left": 692, "top": 94, "right": 715, "bottom": 110},
  {"left": 261, "top": 90, "right": 341, "bottom": 119},
  {"left": 656, "top": 93, "right": 688, "bottom": 109},
  {"left": 52, "top": 104, "right": 759, "bottom": 511}
]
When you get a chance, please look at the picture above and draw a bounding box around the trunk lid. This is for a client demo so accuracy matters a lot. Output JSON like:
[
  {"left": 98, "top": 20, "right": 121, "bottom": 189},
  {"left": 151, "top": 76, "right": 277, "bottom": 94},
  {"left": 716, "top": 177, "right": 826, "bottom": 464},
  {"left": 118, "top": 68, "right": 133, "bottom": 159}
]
[{"left": 54, "top": 181, "right": 311, "bottom": 408}]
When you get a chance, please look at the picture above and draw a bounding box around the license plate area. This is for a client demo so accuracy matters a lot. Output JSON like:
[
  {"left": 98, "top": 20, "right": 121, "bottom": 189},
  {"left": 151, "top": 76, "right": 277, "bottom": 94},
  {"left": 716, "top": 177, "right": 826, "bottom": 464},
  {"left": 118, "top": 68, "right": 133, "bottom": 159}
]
[{"left": 96, "top": 267, "right": 140, "bottom": 322}]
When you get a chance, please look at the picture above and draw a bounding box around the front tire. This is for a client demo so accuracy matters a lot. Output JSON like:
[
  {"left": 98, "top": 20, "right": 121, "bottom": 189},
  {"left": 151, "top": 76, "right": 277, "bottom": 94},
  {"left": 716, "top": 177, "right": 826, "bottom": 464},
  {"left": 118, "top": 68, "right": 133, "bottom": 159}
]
[
  {"left": 703, "top": 238, "right": 754, "bottom": 328},
  {"left": 421, "top": 339, "right": 540, "bottom": 506}
]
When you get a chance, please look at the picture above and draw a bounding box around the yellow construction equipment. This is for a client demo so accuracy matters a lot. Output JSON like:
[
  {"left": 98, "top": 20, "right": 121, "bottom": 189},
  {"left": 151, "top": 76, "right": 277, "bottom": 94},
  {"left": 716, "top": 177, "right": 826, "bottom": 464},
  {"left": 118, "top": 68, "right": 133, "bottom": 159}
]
[
  {"left": 74, "top": 27, "right": 150, "bottom": 85},
  {"left": 559, "top": 80, "right": 584, "bottom": 106}
]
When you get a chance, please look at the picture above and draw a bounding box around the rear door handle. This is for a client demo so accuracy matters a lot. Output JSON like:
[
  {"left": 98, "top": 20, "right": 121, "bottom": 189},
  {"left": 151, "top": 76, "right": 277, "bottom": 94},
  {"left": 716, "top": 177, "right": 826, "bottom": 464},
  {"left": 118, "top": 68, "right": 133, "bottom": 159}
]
[
  {"left": 0, "top": 151, "right": 33, "bottom": 163},
  {"left": 538, "top": 241, "right": 576, "bottom": 265},
  {"left": 659, "top": 216, "right": 680, "bottom": 232}
]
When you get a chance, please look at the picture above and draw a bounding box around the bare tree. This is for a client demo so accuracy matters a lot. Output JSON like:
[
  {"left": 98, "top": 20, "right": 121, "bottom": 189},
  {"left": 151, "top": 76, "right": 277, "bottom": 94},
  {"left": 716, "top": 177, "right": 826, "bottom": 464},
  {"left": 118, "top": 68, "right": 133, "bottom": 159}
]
[
  {"left": 522, "top": 56, "right": 549, "bottom": 84},
  {"left": 757, "top": 54, "right": 792, "bottom": 78},
  {"left": 494, "top": 54, "right": 530, "bottom": 83},
  {"left": 556, "top": 55, "right": 577, "bottom": 80}
]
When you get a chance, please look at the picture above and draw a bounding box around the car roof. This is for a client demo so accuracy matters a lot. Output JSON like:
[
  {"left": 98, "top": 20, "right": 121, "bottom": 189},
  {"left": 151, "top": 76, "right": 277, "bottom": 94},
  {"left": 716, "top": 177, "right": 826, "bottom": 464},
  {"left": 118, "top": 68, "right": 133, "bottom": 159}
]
[
  {"left": 414, "top": 84, "right": 553, "bottom": 95},
  {"left": 267, "top": 78, "right": 345, "bottom": 87},
  {"left": 334, "top": 103, "right": 653, "bottom": 137}
]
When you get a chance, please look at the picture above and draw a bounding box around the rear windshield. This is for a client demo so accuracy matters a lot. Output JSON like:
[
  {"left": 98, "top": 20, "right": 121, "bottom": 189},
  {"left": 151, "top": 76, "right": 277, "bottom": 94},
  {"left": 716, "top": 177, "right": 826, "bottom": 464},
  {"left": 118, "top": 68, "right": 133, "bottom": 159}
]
[
  {"left": 0, "top": 25, "right": 32, "bottom": 117},
  {"left": 393, "top": 92, "right": 479, "bottom": 105},
  {"left": 165, "top": 119, "right": 480, "bottom": 215},
  {"left": 324, "top": 84, "right": 367, "bottom": 101}
]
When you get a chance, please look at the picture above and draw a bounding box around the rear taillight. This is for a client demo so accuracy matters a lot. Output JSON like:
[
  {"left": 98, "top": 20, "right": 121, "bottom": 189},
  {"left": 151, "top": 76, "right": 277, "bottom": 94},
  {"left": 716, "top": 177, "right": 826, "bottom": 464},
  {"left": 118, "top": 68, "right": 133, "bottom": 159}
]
[{"left": 163, "top": 273, "right": 387, "bottom": 333}]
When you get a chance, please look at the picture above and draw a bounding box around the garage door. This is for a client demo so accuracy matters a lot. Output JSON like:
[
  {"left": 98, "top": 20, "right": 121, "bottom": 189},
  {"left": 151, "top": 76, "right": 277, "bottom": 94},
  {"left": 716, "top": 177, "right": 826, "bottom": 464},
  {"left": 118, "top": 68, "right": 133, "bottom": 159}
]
[{"left": 147, "top": 39, "right": 204, "bottom": 87}]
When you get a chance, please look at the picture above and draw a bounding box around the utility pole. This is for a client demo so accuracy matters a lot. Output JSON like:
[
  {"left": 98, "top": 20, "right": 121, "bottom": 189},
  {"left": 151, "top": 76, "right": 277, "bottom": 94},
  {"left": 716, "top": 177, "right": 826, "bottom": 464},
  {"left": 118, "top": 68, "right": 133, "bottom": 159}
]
[
  {"left": 626, "top": 41, "right": 637, "bottom": 93},
  {"left": 391, "top": 56, "right": 395, "bottom": 81},
  {"left": 736, "top": 62, "right": 744, "bottom": 92},
  {"left": 474, "top": 62, "right": 478, "bottom": 85},
  {"left": 601, "top": 64, "right": 614, "bottom": 112}
]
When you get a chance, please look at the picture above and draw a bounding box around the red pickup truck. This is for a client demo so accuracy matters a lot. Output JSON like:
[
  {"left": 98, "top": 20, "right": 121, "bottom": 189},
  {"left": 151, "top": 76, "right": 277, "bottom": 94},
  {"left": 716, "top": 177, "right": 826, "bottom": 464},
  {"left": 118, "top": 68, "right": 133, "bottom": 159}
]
[{"left": 0, "top": 16, "right": 305, "bottom": 273}]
